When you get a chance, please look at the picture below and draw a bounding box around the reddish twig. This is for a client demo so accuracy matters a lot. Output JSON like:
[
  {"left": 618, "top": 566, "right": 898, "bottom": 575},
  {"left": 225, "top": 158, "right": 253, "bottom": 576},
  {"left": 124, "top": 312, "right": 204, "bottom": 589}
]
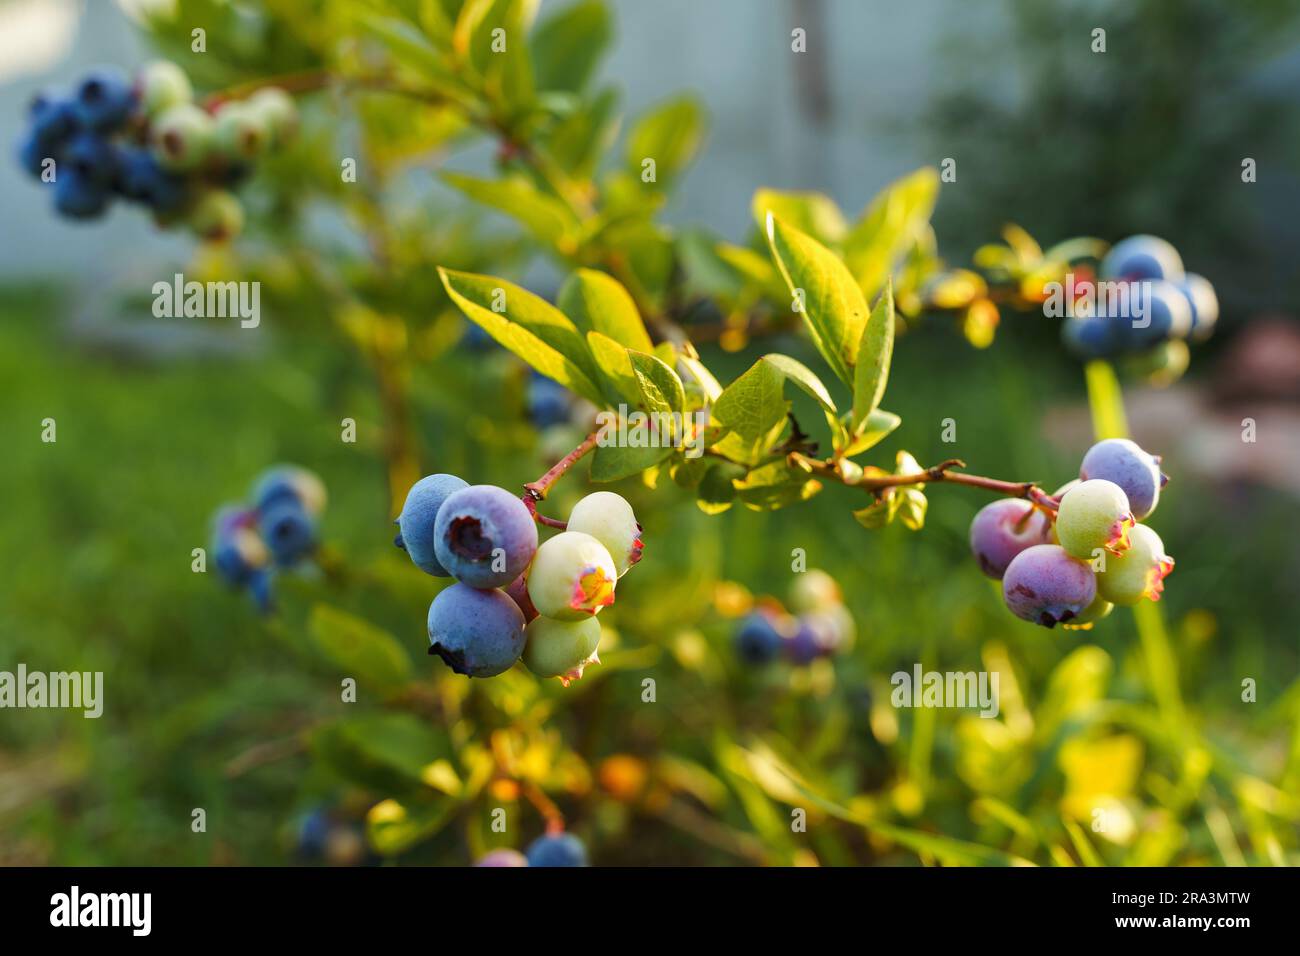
[
  {"left": 520, "top": 429, "right": 602, "bottom": 527},
  {"left": 790, "top": 455, "right": 1060, "bottom": 511}
]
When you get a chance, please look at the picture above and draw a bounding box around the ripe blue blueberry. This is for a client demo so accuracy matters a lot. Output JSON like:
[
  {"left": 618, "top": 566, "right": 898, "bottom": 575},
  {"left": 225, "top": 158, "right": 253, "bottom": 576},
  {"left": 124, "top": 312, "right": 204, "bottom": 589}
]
[
  {"left": 1079, "top": 438, "right": 1166, "bottom": 521},
  {"left": 296, "top": 808, "right": 332, "bottom": 859},
  {"left": 72, "top": 67, "right": 136, "bottom": 132},
  {"left": 524, "top": 832, "right": 588, "bottom": 867},
  {"left": 433, "top": 484, "right": 538, "bottom": 590},
  {"left": 527, "top": 374, "right": 571, "bottom": 428},
  {"left": 28, "top": 91, "right": 77, "bottom": 145},
  {"left": 427, "top": 583, "right": 526, "bottom": 678},
  {"left": 396, "top": 473, "right": 469, "bottom": 576},
  {"left": 65, "top": 132, "right": 118, "bottom": 188},
  {"left": 211, "top": 505, "right": 267, "bottom": 587},
  {"left": 1061, "top": 314, "right": 1120, "bottom": 359},
  {"left": 1111, "top": 280, "right": 1193, "bottom": 350},
  {"left": 248, "top": 567, "right": 275, "bottom": 613},
  {"left": 114, "top": 148, "right": 190, "bottom": 214},
  {"left": 16, "top": 131, "right": 50, "bottom": 178},
  {"left": 1100, "top": 235, "right": 1184, "bottom": 283},
  {"left": 252, "top": 465, "right": 327, "bottom": 516},
  {"left": 1175, "top": 273, "right": 1218, "bottom": 342},
  {"left": 734, "top": 610, "right": 783, "bottom": 665},
  {"left": 969, "top": 498, "right": 1055, "bottom": 579},
  {"left": 784, "top": 617, "right": 822, "bottom": 664},
  {"left": 258, "top": 498, "right": 317, "bottom": 567},
  {"left": 53, "top": 170, "right": 110, "bottom": 220},
  {"left": 1001, "top": 544, "right": 1097, "bottom": 628}
]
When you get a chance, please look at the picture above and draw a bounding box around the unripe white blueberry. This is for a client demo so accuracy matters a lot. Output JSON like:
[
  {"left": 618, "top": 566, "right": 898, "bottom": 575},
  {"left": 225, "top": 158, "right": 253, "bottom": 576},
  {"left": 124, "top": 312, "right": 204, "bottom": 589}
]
[
  {"left": 526, "top": 531, "right": 617, "bottom": 620},
  {"left": 522, "top": 615, "right": 601, "bottom": 685},
  {"left": 150, "top": 103, "right": 213, "bottom": 171},
  {"left": 565, "top": 492, "right": 642, "bottom": 577},
  {"left": 212, "top": 101, "right": 270, "bottom": 161},
  {"left": 1096, "top": 524, "right": 1174, "bottom": 606},
  {"left": 788, "top": 569, "right": 841, "bottom": 613},
  {"left": 1055, "top": 479, "right": 1135, "bottom": 560},
  {"left": 138, "top": 60, "right": 192, "bottom": 117}
]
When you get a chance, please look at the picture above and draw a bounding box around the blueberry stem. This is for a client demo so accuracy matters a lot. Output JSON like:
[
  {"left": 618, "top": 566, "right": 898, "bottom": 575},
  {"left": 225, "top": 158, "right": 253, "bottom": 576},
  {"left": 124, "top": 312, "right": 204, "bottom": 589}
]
[{"left": 520, "top": 429, "right": 603, "bottom": 526}]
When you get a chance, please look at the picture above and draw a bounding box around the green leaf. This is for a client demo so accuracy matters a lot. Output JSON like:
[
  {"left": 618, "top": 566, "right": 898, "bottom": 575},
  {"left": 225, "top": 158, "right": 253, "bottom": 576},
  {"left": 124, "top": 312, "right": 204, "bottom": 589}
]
[
  {"left": 734, "top": 461, "right": 822, "bottom": 510},
  {"left": 710, "top": 357, "right": 789, "bottom": 466},
  {"left": 585, "top": 330, "right": 642, "bottom": 406},
  {"left": 852, "top": 493, "right": 897, "bottom": 529},
  {"left": 842, "top": 167, "right": 940, "bottom": 301},
  {"left": 696, "top": 461, "right": 743, "bottom": 515},
  {"left": 453, "top": 0, "right": 536, "bottom": 106},
  {"left": 625, "top": 96, "right": 705, "bottom": 183},
  {"left": 761, "top": 353, "right": 837, "bottom": 415},
  {"left": 311, "top": 713, "right": 454, "bottom": 794},
  {"left": 896, "top": 489, "right": 927, "bottom": 531},
  {"left": 441, "top": 172, "right": 579, "bottom": 252},
  {"left": 355, "top": 13, "right": 466, "bottom": 95},
  {"left": 677, "top": 352, "right": 723, "bottom": 403},
  {"left": 589, "top": 439, "right": 671, "bottom": 482},
  {"left": 367, "top": 796, "right": 459, "bottom": 857},
  {"left": 531, "top": 0, "right": 609, "bottom": 93},
  {"left": 628, "top": 349, "right": 686, "bottom": 417},
  {"left": 851, "top": 281, "right": 895, "bottom": 427},
  {"left": 558, "top": 269, "right": 653, "bottom": 352},
  {"left": 750, "top": 189, "right": 847, "bottom": 244},
  {"left": 841, "top": 407, "right": 901, "bottom": 458},
  {"left": 439, "top": 268, "right": 604, "bottom": 403},
  {"left": 310, "top": 604, "right": 411, "bottom": 693},
  {"left": 546, "top": 85, "right": 620, "bottom": 179},
  {"left": 764, "top": 212, "right": 870, "bottom": 386}
]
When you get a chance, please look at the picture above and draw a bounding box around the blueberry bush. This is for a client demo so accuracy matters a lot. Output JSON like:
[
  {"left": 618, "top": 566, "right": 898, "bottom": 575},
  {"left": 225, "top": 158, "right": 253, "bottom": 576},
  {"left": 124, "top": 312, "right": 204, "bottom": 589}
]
[{"left": 5, "top": 0, "right": 1297, "bottom": 868}]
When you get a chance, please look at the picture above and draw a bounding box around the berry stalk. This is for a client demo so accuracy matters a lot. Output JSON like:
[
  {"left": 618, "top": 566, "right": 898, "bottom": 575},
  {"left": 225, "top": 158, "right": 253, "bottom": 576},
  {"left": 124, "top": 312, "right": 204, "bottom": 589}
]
[
  {"left": 521, "top": 429, "right": 603, "bottom": 527},
  {"left": 789, "top": 453, "right": 1060, "bottom": 510}
]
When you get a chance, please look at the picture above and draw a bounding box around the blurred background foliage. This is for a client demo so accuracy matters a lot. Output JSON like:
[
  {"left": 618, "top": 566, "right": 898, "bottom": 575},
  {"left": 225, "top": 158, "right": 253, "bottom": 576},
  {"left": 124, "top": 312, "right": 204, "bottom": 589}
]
[{"left": 1, "top": 0, "right": 1298, "bottom": 867}]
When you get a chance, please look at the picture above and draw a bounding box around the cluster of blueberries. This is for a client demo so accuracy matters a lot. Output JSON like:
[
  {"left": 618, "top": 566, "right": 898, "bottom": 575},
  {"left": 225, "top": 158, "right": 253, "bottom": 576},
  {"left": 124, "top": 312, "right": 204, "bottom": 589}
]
[
  {"left": 733, "top": 569, "right": 856, "bottom": 666},
  {"left": 211, "top": 465, "right": 325, "bottom": 612},
  {"left": 1061, "top": 235, "right": 1218, "bottom": 376},
  {"left": 16, "top": 60, "right": 296, "bottom": 239},
  {"left": 396, "top": 476, "right": 643, "bottom": 682},
  {"left": 969, "top": 438, "right": 1173, "bottom": 629},
  {"left": 475, "top": 832, "right": 589, "bottom": 867}
]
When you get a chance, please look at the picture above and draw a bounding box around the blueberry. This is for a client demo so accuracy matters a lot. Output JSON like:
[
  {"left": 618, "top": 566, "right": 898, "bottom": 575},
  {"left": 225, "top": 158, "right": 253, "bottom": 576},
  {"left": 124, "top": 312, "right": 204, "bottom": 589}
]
[
  {"left": 504, "top": 572, "right": 539, "bottom": 622},
  {"left": 1096, "top": 524, "right": 1173, "bottom": 606},
  {"left": 734, "top": 611, "right": 782, "bottom": 665},
  {"left": 1099, "top": 235, "right": 1184, "bottom": 283},
  {"left": 53, "top": 169, "right": 110, "bottom": 220},
  {"left": 187, "top": 189, "right": 244, "bottom": 242},
  {"left": 1001, "top": 544, "right": 1097, "bottom": 628},
  {"left": 475, "top": 849, "right": 528, "bottom": 867},
  {"left": 258, "top": 498, "right": 317, "bottom": 567},
  {"left": 565, "top": 491, "right": 642, "bottom": 577},
  {"left": 72, "top": 67, "right": 136, "bottom": 132},
  {"left": 1175, "top": 273, "right": 1218, "bottom": 342},
  {"left": 788, "top": 569, "right": 842, "bottom": 613},
  {"left": 248, "top": 567, "right": 275, "bottom": 613},
  {"left": 247, "top": 87, "right": 298, "bottom": 146},
  {"left": 1055, "top": 479, "right": 1135, "bottom": 560},
  {"left": 1061, "top": 314, "right": 1120, "bottom": 359},
  {"left": 1115, "top": 279, "right": 1193, "bottom": 350},
  {"left": 433, "top": 485, "right": 538, "bottom": 590},
  {"left": 1079, "top": 438, "right": 1166, "bottom": 521},
  {"left": 522, "top": 615, "right": 602, "bottom": 684},
  {"left": 427, "top": 583, "right": 526, "bottom": 678},
  {"left": 212, "top": 101, "right": 271, "bottom": 162},
  {"left": 396, "top": 473, "right": 469, "bottom": 576},
  {"left": 800, "top": 605, "right": 856, "bottom": 656},
  {"left": 211, "top": 506, "right": 267, "bottom": 587},
  {"left": 27, "top": 91, "right": 77, "bottom": 146},
  {"left": 16, "top": 131, "right": 52, "bottom": 178},
  {"left": 968, "top": 498, "right": 1054, "bottom": 579},
  {"left": 251, "top": 465, "right": 327, "bottom": 517},
  {"left": 114, "top": 147, "right": 190, "bottom": 213},
  {"left": 784, "top": 618, "right": 823, "bottom": 664},
  {"left": 137, "top": 60, "right": 192, "bottom": 117},
  {"left": 64, "top": 132, "right": 118, "bottom": 188},
  {"left": 525, "top": 531, "right": 616, "bottom": 620},
  {"left": 296, "top": 808, "right": 332, "bottom": 859},
  {"left": 150, "top": 103, "right": 213, "bottom": 171},
  {"left": 524, "top": 832, "right": 588, "bottom": 867},
  {"left": 527, "top": 375, "right": 571, "bottom": 428}
]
